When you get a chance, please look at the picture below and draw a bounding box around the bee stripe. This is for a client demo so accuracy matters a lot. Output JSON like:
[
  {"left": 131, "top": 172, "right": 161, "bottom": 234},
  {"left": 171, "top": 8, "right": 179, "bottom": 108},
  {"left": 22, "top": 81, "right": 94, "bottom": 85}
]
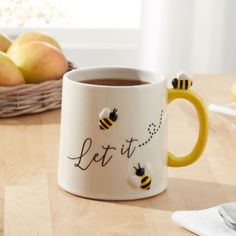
[
  {"left": 99, "top": 124, "right": 105, "bottom": 130},
  {"left": 141, "top": 176, "right": 149, "bottom": 183},
  {"left": 108, "top": 117, "right": 113, "bottom": 124},
  {"left": 180, "top": 80, "right": 183, "bottom": 89},
  {"left": 177, "top": 80, "right": 180, "bottom": 89},
  {"left": 104, "top": 118, "right": 112, "bottom": 126},
  {"left": 141, "top": 176, "right": 151, "bottom": 187},
  {"left": 99, "top": 120, "right": 109, "bottom": 129},
  {"left": 188, "top": 80, "right": 192, "bottom": 88},
  {"left": 141, "top": 178, "right": 151, "bottom": 187},
  {"left": 185, "top": 80, "right": 188, "bottom": 89},
  {"left": 141, "top": 179, "right": 151, "bottom": 189},
  {"left": 184, "top": 80, "right": 187, "bottom": 89}
]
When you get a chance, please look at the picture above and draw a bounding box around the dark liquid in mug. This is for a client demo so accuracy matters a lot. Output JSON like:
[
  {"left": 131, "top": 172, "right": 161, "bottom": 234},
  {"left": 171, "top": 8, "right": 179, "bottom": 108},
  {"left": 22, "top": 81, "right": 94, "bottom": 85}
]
[{"left": 80, "top": 78, "right": 150, "bottom": 86}]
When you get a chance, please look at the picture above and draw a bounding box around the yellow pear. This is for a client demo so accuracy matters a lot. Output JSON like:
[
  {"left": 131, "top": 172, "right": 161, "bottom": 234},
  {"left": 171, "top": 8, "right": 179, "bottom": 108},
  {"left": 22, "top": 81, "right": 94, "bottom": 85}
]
[
  {"left": 0, "top": 52, "right": 24, "bottom": 86},
  {"left": 0, "top": 33, "right": 12, "bottom": 52},
  {"left": 7, "top": 31, "right": 61, "bottom": 56},
  {"left": 10, "top": 41, "right": 68, "bottom": 83},
  {"left": 230, "top": 82, "right": 236, "bottom": 102}
]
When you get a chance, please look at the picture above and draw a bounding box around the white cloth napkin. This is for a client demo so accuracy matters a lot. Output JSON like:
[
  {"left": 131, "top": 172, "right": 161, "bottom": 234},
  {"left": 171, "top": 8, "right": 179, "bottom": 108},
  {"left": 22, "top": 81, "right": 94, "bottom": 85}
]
[{"left": 172, "top": 205, "right": 236, "bottom": 236}]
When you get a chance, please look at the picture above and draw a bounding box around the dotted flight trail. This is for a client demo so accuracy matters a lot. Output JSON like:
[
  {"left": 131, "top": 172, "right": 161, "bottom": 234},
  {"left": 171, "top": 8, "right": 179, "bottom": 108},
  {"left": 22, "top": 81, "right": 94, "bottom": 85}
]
[{"left": 138, "top": 109, "right": 164, "bottom": 148}]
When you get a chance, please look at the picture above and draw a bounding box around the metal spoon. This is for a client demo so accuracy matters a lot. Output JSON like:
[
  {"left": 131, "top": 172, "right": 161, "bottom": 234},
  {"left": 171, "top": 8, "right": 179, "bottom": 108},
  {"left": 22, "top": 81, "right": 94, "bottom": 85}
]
[{"left": 218, "top": 202, "right": 236, "bottom": 231}]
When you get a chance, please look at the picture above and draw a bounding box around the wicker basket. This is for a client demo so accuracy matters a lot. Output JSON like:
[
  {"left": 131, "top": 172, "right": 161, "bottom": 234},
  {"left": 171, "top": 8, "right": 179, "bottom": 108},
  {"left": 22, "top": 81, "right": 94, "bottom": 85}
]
[{"left": 0, "top": 61, "right": 75, "bottom": 118}]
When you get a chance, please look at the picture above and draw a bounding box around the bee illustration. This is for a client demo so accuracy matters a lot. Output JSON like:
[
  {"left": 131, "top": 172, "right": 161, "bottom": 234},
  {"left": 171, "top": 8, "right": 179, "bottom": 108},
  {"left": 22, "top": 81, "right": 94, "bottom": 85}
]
[
  {"left": 99, "top": 108, "right": 118, "bottom": 130},
  {"left": 172, "top": 72, "right": 193, "bottom": 90},
  {"left": 128, "top": 162, "right": 152, "bottom": 190}
]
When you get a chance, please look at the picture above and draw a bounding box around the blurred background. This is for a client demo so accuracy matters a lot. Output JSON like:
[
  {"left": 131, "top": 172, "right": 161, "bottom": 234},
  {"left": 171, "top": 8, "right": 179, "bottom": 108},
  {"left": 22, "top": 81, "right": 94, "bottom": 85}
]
[{"left": 1, "top": 0, "right": 236, "bottom": 74}]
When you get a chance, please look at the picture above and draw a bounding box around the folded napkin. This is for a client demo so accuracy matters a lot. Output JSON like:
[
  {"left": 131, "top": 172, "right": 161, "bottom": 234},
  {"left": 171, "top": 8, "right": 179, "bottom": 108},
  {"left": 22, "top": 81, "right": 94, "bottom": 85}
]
[{"left": 172, "top": 205, "right": 236, "bottom": 236}]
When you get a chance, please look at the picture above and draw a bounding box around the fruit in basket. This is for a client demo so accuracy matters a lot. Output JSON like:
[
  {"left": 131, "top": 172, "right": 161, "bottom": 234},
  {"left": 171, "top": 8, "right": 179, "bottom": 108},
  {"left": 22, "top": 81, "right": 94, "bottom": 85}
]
[
  {"left": 0, "top": 52, "right": 24, "bottom": 86},
  {"left": 0, "top": 33, "right": 12, "bottom": 52},
  {"left": 10, "top": 41, "right": 68, "bottom": 83},
  {"left": 230, "top": 82, "right": 236, "bottom": 102},
  {"left": 7, "top": 31, "right": 61, "bottom": 56}
]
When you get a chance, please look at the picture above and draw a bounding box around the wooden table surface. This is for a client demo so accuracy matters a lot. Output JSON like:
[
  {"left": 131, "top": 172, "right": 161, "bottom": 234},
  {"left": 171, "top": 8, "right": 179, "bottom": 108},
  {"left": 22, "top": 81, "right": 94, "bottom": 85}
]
[{"left": 1, "top": 75, "right": 236, "bottom": 236}]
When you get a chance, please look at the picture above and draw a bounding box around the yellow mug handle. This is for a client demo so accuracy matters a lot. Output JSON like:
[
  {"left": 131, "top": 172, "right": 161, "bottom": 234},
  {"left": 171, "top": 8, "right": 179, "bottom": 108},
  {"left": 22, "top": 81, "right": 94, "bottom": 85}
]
[{"left": 167, "top": 89, "right": 208, "bottom": 167}]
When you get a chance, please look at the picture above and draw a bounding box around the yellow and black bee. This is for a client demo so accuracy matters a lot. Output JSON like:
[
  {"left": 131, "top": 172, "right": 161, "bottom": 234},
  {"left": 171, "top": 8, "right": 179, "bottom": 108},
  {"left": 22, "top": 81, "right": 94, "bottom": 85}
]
[
  {"left": 133, "top": 163, "right": 152, "bottom": 190},
  {"left": 172, "top": 73, "right": 193, "bottom": 90},
  {"left": 99, "top": 108, "right": 118, "bottom": 130}
]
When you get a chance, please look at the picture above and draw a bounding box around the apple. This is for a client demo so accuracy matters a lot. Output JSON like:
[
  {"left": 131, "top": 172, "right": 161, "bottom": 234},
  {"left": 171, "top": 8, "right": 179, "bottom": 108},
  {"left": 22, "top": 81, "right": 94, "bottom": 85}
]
[
  {"left": 7, "top": 31, "right": 61, "bottom": 56},
  {"left": 0, "top": 52, "right": 25, "bottom": 86},
  {"left": 10, "top": 41, "right": 68, "bottom": 83}
]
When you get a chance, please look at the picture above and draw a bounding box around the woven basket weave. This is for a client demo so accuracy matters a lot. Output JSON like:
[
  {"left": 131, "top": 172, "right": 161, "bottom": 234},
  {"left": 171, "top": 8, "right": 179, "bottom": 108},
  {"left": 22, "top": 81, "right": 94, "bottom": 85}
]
[{"left": 0, "top": 61, "right": 75, "bottom": 118}]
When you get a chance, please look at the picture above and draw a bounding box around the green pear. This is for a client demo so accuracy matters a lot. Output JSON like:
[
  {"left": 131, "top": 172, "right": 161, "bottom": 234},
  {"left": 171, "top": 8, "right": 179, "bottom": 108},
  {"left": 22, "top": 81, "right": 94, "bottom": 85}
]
[
  {"left": 10, "top": 41, "right": 68, "bottom": 83},
  {"left": 7, "top": 31, "right": 61, "bottom": 56},
  {"left": 0, "top": 33, "right": 12, "bottom": 52},
  {"left": 0, "top": 52, "right": 25, "bottom": 86}
]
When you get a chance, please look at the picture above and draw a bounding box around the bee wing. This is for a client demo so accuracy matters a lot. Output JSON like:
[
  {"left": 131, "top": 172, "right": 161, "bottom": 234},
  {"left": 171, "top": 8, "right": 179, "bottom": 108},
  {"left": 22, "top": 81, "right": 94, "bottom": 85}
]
[
  {"left": 144, "top": 162, "right": 152, "bottom": 177},
  {"left": 128, "top": 176, "right": 140, "bottom": 188},
  {"left": 177, "top": 72, "right": 191, "bottom": 81},
  {"left": 99, "top": 108, "right": 110, "bottom": 119}
]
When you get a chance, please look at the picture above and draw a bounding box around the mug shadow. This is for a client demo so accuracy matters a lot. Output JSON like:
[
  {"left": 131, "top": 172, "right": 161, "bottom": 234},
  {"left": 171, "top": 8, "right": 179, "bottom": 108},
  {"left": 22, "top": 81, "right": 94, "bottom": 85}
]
[
  {"left": 117, "top": 177, "right": 236, "bottom": 211},
  {"left": 0, "top": 109, "right": 60, "bottom": 126}
]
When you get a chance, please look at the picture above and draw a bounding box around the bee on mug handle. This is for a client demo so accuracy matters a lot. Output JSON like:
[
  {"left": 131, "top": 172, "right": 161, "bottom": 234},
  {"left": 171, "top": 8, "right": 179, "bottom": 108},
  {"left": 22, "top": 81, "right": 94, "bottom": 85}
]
[
  {"left": 99, "top": 108, "right": 118, "bottom": 130},
  {"left": 128, "top": 162, "right": 152, "bottom": 190},
  {"left": 172, "top": 72, "right": 193, "bottom": 90}
]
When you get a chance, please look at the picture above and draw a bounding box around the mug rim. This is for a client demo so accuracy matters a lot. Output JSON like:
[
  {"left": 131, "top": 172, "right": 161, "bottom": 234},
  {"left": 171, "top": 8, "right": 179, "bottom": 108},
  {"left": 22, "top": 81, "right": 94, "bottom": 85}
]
[{"left": 63, "top": 66, "right": 165, "bottom": 89}]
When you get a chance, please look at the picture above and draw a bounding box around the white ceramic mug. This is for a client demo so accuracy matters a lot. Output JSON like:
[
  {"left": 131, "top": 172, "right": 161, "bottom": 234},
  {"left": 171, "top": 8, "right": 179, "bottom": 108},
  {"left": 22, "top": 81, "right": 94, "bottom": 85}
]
[{"left": 58, "top": 67, "right": 208, "bottom": 200}]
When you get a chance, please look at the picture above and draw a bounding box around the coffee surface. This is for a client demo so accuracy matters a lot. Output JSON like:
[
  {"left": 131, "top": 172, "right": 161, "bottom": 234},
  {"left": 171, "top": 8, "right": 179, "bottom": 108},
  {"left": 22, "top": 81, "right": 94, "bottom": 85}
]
[{"left": 80, "top": 78, "right": 150, "bottom": 86}]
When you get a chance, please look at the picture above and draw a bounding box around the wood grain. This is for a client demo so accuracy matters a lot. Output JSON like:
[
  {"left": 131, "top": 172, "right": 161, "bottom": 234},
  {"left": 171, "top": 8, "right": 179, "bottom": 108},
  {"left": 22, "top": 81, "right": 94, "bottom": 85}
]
[
  {"left": 5, "top": 182, "right": 52, "bottom": 236},
  {"left": 1, "top": 75, "right": 236, "bottom": 235}
]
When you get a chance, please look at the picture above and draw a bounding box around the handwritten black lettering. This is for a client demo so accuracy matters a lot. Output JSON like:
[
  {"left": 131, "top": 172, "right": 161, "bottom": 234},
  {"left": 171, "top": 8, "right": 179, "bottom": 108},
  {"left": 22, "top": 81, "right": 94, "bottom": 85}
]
[
  {"left": 67, "top": 138, "right": 116, "bottom": 170},
  {"left": 121, "top": 138, "right": 138, "bottom": 158},
  {"left": 94, "top": 145, "right": 116, "bottom": 166},
  {"left": 67, "top": 138, "right": 94, "bottom": 170}
]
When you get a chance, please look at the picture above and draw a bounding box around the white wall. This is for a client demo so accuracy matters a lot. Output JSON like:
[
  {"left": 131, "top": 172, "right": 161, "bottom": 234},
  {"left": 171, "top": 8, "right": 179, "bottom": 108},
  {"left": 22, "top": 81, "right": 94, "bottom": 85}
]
[
  {"left": 64, "top": 48, "right": 138, "bottom": 68},
  {"left": 140, "top": 0, "right": 236, "bottom": 74},
  {"left": 1, "top": 28, "right": 139, "bottom": 68},
  {"left": 3, "top": 1, "right": 236, "bottom": 76}
]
